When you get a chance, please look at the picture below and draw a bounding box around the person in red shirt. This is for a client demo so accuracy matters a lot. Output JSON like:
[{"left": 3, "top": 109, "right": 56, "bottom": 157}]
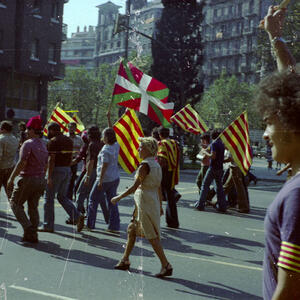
[{"left": 7, "top": 116, "right": 48, "bottom": 243}]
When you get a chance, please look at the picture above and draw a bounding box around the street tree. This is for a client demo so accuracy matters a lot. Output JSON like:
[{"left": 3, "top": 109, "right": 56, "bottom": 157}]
[
  {"left": 151, "top": 0, "right": 204, "bottom": 112},
  {"left": 48, "top": 64, "right": 118, "bottom": 130},
  {"left": 195, "top": 72, "right": 263, "bottom": 130}
]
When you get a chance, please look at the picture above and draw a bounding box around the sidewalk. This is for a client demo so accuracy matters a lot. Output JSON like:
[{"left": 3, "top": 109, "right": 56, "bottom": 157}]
[{"left": 181, "top": 157, "right": 287, "bottom": 183}]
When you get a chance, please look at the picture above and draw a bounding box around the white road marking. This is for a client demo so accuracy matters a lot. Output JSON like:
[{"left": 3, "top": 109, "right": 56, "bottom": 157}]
[
  {"left": 134, "top": 243, "right": 263, "bottom": 272},
  {"left": 168, "top": 252, "right": 262, "bottom": 271},
  {"left": 246, "top": 228, "right": 264, "bottom": 233},
  {"left": 9, "top": 285, "right": 78, "bottom": 300}
]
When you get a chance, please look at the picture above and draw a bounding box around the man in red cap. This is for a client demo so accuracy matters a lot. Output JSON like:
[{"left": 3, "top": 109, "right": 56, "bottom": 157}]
[{"left": 7, "top": 116, "right": 48, "bottom": 243}]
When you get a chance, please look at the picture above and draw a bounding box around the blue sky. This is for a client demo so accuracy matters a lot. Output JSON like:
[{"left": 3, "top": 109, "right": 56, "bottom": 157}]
[{"left": 63, "top": 0, "right": 125, "bottom": 37}]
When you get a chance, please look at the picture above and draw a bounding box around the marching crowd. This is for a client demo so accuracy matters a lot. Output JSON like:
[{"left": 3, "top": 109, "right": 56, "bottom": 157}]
[{"left": 0, "top": 4, "right": 299, "bottom": 299}]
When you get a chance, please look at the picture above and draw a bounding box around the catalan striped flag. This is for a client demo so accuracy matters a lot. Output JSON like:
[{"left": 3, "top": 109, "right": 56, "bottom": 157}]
[
  {"left": 170, "top": 104, "right": 208, "bottom": 135},
  {"left": 113, "top": 109, "right": 144, "bottom": 174},
  {"left": 72, "top": 112, "right": 85, "bottom": 129},
  {"left": 43, "top": 106, "right": 85, "bottom": 136},
  {"left": 219, "top": 111, "right": 252, "bottom": 175},
  {"left": 157, "top": 139, "right": 180, "bottom": 189}
]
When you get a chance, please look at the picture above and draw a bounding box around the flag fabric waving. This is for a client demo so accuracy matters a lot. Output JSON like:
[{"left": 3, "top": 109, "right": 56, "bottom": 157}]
[
  {"left": 112, "top": 60, "right": 174, "bottom": 127},
  {"left": 170, "top": 104, "right": 209, "bottom": 135},
  {"left": 219, "top": 111, "right": 252, "bottom": 175},
  {"left": 43, "top": 106, "right": 85, "bottom": 136},
  {"left": 72, "top": 112, "right": 85, "bottom": 130},
  {"left": 157, "top": 139, "right": 180, "bottom": 189},
  {"left": 113, "top": 109, "right": 144, "bottom": 174}
]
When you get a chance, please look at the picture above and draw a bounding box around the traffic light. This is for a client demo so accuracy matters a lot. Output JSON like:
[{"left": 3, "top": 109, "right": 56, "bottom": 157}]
[{"left": 113, "top": 13, "right": 129, "bottom": 35}]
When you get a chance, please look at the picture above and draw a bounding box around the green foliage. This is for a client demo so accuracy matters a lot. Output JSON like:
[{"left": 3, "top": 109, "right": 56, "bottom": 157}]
[
  {"left": 151, "top": 0, "right": 204, "bottom": 111},
  {"left": 48, "top": 65, "right": 118, "bottom": 130},
  {"left": 129, "top": 52, "right": 153, "bottom": 74},
  {"left": 196, "top": 72, "right": 263, "bottom": 130},
  {"left": 48, "top": 55, "right": 155, "bottom": 130}
]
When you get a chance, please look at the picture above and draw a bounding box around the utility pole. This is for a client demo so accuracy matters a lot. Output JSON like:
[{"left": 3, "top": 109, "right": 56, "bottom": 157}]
[{"left": 124, "top": 0, "right": 131, "bottom": 59}]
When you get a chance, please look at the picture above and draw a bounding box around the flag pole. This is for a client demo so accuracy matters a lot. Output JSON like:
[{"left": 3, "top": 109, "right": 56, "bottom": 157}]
[{"left": 43, "top": 102, "right": 61, "bottom": 135}]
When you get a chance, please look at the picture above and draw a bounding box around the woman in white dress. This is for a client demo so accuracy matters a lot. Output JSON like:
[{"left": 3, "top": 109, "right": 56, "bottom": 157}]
[{"left": 111, "top": 137, "right": 172, "bottom": 278}]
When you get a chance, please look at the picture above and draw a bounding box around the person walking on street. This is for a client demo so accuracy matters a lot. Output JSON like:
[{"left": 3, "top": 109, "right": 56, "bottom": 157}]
[
  {"left": 0, "top": 121, "right": 18, "bottom": 197},
  {"left": 41, "top": 122, "right": 84, "bottom": 233},
  {"left": 194, "top": 129, "right": 227, "bottom": 212},
  {"left": 112, "top": 137, "right": 173, "bottom": 278},
  {"left": 86, "top": 127, "right": 120, "bottom": 232},
  {"left": 75, "top": 126, "right": 104, "bottom": 216},
  {"left": 266, "top": 140, "right": 273, "bottom": 170},
  {"left": 7, "top": 116, "right": 47, "bottom": 243},
  {"left": 157, "top": 127, "right": 180, "bottom": 228},
  {"left": 67, "top": 122, "right": 83, "bottom": 200},
  {"left": 223, "top": 151, "right": 250, "bottom": 213},
  {"left": 196, "top": 134, "right": 211, "bottom": 194}
]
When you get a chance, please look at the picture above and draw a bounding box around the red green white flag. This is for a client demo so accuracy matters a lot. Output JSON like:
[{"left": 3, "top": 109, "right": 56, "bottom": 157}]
[{"left": 112, "top": 60, "right": 174, "bottom": 127}]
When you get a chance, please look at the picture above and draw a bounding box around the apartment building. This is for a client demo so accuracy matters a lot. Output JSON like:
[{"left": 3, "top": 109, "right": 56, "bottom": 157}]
[
  {"left": 202, "top": 0, "right": 271, "bottom": 87},
  {"left": 0, "top": 0, "right": 67, "bottom": 122},
  {"left": 61, "top": 25, "right": 96, "bottom": 70}
]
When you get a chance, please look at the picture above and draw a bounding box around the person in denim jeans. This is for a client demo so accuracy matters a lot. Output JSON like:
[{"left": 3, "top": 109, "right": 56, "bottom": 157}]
[
  {"left": 0, "top": 121, "right": 18, "bottom": 197},
  {"left": 87, "top": 127, "right": 120, "bottom": 232},
  {"left": 75, "top": 126, "right": 104, "bottom": 216},
  {"left": 194, "top": 130, "right": 227, "bottom": 212},
  {"left": 41, "top": 122, "right": 84, "bottom": 233},
  {"left": 7, "top": 116, "right": 47, "bottom": 243}
]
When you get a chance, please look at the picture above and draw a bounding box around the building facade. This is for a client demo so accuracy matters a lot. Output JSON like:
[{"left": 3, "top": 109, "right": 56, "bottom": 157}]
[
  {"left": 0, "top": 0, "right": 67, "bottom": 122},
  {"left": 94, "top": 0, "right": 163, "bottom": 66},
  {"left": 129, "top": 0, "right": 163, "bottom": 56},
  {"left": 94, "top": 1, "right": 124, "bottom": 66},
  {"left": 202, "top": 0, "right": 271, "bottom": 87},
  {"left": 61, "top": 25, "right": 96, "bottom": 70}
]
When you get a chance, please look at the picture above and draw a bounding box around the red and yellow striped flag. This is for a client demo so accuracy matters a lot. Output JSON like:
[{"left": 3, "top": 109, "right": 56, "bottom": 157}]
[
  {"left": 113, "top": 109, "right": 144, "bottom": 174},
  {"left": 43, "top": 106, "right": 85, "bottom": 135},
  {"left": 72, "top": 112, "right": 85, "bottom": 129},
  {"left": 170, "top": 104, "right": 208, "bottom": 135},
  {"left": 219, "top": 111, "right": 253, "bottom": 175},
  {"left": 157, "top": 139, "right": 180, "bottom": 189}
]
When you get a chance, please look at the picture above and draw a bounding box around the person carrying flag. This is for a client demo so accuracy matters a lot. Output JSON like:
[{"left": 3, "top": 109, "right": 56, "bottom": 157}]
[
  {"left": 41, "top": 122, "right": 84, "bottom": 233},
  {"left": 157, "top": 127, "right": 180, "bottom": 229}
]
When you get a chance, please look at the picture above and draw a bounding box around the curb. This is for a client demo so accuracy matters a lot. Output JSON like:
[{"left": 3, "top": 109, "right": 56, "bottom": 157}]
[{"left": 181, "top": 170, "right": 286, "bottom": 184}]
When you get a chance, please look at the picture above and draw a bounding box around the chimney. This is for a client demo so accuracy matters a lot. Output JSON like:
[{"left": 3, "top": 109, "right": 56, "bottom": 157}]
[{"left": 77, "top": 26, "right": 80, "bottom": 32}]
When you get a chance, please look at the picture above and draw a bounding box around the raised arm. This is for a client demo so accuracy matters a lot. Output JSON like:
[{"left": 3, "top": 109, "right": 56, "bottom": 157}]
[{"left": 263, "top": 5, "right": 296, "bottom": 72}]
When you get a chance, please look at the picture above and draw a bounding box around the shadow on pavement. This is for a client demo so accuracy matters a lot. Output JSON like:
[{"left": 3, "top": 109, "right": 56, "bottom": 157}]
[
  {"left": 139, "top": 275, "right": 262, "bottom": 300},
  {"left": 177, "top": 199, "right": 266, "bottom": 222},
  {"left": 248, "top": 184, "right": 282, "bottom": 193},
  {"left": 161, "top": 227, "right": 264, "bottom": 254},
  {"left": 34, "top": 240, "right": 120, "bottom": 270},
  {"left": 0, "top": 211, "right": 17, "bottom": 223}
]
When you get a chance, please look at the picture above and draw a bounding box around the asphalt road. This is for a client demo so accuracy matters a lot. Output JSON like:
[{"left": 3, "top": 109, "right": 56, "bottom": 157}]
[{"left": 0, "top": 171, "right": 284, "bottom": 300}]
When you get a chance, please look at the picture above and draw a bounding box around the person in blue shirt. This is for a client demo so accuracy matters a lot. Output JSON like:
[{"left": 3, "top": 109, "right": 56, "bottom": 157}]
[{"left": 194, "top": 129, "right": 227, "bottom": 212}]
